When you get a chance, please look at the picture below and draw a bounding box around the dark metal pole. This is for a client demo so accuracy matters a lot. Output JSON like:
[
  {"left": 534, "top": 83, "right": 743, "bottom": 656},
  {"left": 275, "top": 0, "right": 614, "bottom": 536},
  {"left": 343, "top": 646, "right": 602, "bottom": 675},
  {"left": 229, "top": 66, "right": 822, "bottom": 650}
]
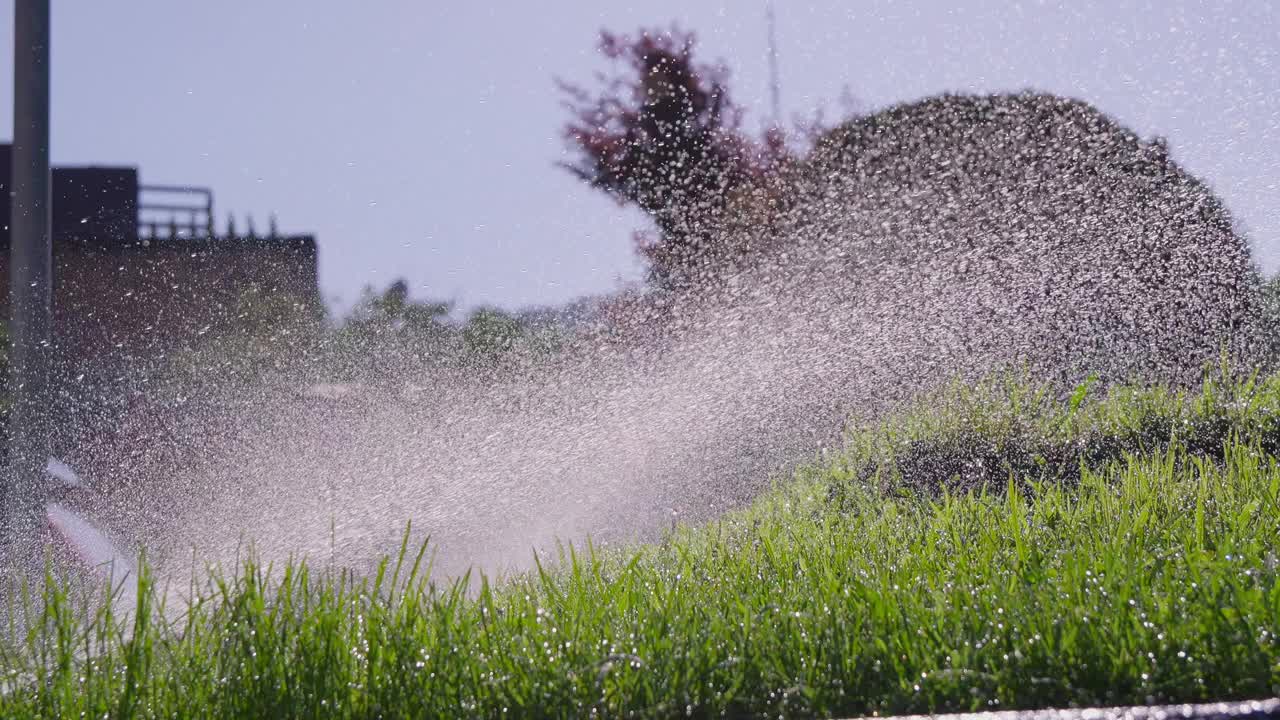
[{"left": 4, "top": 0, "right": 52, "bottom": 568}]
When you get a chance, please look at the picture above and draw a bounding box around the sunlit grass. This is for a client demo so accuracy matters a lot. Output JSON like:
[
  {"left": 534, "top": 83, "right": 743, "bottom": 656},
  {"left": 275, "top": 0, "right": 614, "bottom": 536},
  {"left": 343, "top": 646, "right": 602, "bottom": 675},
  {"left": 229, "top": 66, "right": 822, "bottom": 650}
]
[{"left": 2, "top": 372, "right": 1279, "bottom": 718}]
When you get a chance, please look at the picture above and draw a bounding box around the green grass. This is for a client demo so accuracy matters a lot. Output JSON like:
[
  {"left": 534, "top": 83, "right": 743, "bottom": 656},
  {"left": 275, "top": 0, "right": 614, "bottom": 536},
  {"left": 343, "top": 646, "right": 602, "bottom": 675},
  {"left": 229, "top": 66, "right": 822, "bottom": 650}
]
[{"left": 2, "top": 371, "right": 1279, "bottom": 718}]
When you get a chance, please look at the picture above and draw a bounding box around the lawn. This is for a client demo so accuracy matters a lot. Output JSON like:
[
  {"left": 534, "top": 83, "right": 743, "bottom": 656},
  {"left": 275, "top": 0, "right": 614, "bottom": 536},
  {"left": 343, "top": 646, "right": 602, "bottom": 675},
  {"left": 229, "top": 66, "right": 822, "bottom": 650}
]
[{"left": 2, "top": 369, "right": 1278, "bottom": 718}]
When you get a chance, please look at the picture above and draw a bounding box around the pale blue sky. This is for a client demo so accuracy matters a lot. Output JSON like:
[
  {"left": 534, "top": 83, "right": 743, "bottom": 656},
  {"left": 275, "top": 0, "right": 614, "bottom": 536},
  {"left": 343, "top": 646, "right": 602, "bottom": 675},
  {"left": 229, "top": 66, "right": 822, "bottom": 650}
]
[{"left": 2, "top": 1, "right": 1278, "bottom": 311}]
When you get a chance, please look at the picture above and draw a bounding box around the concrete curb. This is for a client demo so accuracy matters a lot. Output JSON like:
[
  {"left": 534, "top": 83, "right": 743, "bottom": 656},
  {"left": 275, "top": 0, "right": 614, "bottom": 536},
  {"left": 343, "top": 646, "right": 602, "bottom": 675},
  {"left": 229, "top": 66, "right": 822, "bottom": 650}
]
[{"left": 855, "top": 699, "right": 1280, "bottom": 720}]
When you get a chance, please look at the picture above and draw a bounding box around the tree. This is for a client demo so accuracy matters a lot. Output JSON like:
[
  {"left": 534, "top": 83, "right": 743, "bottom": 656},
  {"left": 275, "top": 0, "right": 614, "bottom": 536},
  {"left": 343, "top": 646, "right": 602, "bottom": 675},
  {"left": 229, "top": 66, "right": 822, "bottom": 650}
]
[
  {"left": 330, "top": 279, "right": 455, "bottom": 379},
  {"left": 462, "top": 307, "right": 524, "bottom": 359},
  {"left": 362, "top": 279, "right": 453, "bottom": 336},
  {"left": 559, "top": 25, "right": 787, "bottom": 286}
]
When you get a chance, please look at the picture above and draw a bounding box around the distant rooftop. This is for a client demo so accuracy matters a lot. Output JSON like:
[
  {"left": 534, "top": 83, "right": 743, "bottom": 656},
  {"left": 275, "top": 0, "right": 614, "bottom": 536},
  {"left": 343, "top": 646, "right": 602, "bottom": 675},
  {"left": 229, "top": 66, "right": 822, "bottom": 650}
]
[{"left": 0, "top": 143, "right": 306, "bottom": 248}]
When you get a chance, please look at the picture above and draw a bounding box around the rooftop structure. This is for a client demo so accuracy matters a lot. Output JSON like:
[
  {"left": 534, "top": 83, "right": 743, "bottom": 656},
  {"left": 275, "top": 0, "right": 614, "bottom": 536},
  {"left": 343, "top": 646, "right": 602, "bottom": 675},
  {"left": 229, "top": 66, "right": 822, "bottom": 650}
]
[{"left": 0, "top": 143, "right": 320, "bottom": 367}]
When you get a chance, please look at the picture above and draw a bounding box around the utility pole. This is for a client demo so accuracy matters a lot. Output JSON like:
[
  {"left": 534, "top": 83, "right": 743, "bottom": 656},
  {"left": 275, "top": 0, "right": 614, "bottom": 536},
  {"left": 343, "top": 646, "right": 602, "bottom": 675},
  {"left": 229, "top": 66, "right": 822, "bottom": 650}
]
[
  {"left": 766, "top": 1, "right": 782, "bottom": 129},
  {"left": 4, "top": 0, "right": 52, "bottom": 569}
]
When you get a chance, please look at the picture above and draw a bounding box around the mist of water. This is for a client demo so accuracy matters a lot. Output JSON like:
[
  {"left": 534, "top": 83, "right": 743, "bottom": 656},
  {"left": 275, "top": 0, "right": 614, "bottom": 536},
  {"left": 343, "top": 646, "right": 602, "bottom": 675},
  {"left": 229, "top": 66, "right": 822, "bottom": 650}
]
[{"left": 61, "top": 92, "right": 1264, "bottom": 584}]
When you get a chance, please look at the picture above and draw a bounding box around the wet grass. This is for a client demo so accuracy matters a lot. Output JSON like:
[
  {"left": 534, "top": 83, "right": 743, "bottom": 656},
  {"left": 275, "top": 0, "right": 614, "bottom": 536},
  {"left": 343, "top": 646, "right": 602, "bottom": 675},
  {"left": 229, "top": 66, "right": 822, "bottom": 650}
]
[
  {"left": 829, "top": 366, "right": 1280, "bottom": 500},
  {"left": 2, "top": 371, "right": 1279, "bottom": 718}
]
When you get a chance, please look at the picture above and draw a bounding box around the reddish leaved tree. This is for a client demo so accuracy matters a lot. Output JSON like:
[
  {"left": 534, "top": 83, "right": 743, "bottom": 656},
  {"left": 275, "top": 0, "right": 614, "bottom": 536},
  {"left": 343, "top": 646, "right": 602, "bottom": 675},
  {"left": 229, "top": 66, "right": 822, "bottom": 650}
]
[{"left": 559, "top": 26, "right": 789, "bottom": 286}]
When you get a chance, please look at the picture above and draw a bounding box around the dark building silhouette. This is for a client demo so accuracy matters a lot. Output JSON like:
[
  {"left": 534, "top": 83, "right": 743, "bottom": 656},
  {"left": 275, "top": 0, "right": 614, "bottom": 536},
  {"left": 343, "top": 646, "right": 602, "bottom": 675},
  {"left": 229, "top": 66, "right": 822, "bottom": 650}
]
[{"left": 0, "top": 144, "right": 319, "bottom": 370}]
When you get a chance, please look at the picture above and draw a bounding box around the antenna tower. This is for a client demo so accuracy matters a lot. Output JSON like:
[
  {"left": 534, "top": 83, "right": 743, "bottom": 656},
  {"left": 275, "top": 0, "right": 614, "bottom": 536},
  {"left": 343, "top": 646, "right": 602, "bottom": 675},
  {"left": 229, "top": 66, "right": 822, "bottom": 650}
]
[{"left": 766, "top": 1, "right": 782, "bottom": 128}]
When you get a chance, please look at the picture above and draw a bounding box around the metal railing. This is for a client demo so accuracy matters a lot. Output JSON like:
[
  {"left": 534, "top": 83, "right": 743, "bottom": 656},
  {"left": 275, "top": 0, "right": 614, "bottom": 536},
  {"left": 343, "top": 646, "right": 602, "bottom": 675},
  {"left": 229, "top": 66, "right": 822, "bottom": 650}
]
[{"left": 138, "top": 184, "right": 214, "bottom": 239}]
